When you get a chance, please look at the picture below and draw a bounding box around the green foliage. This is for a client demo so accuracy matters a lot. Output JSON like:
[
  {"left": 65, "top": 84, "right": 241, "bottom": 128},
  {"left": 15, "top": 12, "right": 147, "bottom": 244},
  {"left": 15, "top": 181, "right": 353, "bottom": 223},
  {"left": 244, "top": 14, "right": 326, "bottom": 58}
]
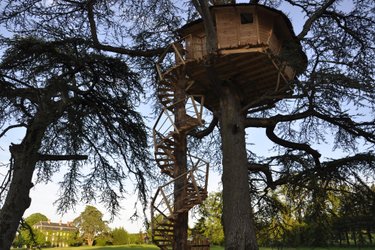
[
  {"left": 255, "top": 183, "right": 375, "bottom": 248},
  {"left": 193, "top": 192, "right": 224, "bottom": 245},
  {"left": 12, "top": 213, "right": 49, "bottom": 247},
  {"left": 14, "top": 226, "right": 45, "bottom": 248},
  {"left": 127, "top": 233, "right": 144, "bottom": 244},
  {"left": 25, "top": 213, "right": 49, "bottom": 226},
  {"left": 67, "top": 230, "right": 84, "bottom": 247},
  {"left": 74, "top": 206, "right": 109, "bottom": 246},
  {"left": 95, "top": 231, "right": 113, "bottom": 246},
  {"left": 111, "top": 227, "right": 129, "bottom": 245}
]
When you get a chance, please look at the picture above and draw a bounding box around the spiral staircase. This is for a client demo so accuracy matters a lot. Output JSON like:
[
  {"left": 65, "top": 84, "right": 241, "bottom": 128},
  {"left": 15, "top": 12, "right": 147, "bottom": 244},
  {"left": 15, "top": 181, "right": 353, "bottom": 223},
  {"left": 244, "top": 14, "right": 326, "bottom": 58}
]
[{"left": 151, "top": 42, "right": 209, "bottom": 249}]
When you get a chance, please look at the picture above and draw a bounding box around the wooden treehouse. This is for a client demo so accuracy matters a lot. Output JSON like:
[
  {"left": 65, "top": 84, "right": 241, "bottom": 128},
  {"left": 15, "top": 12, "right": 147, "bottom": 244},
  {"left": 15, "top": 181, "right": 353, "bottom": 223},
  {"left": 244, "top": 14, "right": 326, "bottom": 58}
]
[
  {"left": 156, "top": 3, "right": 307, "bottom": 110},
  {"left": 151, "top": 4, "right": 306, "bottom": 250}
]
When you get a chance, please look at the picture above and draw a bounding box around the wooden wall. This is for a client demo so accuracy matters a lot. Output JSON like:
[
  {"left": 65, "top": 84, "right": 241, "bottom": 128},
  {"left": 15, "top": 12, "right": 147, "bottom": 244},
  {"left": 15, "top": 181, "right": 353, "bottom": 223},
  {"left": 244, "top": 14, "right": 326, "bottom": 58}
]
[{"left": 181, "top": 5, "right": 296, "bottom": 69}]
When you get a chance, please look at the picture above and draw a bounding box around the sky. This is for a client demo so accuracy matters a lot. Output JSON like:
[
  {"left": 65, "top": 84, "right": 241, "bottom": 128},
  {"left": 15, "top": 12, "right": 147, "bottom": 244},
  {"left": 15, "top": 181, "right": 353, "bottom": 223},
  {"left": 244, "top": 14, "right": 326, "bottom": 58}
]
[{"left": 0, "top": 0, "right": 356, "bottom": 234}]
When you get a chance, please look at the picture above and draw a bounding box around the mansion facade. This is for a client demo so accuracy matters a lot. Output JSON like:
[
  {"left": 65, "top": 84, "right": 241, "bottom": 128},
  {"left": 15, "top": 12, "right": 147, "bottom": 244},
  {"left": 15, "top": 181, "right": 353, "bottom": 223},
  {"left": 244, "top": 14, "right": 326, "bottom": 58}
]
[{"left": 33, "top": 220, "right": 77, "bottom": 247}]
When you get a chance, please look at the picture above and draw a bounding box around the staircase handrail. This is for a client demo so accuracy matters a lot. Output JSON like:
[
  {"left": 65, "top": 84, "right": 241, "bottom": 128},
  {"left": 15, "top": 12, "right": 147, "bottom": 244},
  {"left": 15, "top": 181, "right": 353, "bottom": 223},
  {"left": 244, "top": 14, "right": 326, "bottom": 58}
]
[{"left": 155, "top": 35, "right": 193, "bottom": 80}]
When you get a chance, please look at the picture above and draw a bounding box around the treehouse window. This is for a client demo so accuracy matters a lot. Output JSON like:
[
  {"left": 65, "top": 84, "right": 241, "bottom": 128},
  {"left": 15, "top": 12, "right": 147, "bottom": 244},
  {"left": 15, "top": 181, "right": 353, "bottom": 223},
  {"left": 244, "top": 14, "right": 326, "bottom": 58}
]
[{"left": 240, "top": 12, "right": 253, "bottom": 24}]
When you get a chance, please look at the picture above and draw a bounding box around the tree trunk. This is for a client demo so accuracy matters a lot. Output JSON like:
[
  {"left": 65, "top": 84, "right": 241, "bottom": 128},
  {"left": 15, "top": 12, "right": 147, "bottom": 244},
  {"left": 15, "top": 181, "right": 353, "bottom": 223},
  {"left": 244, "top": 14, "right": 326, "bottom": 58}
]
[
  {"left": 87, "top": 237, "right": 94, "bottom": 246},
  {"left": 219, "top": 84, "right": 258, "bottom": 250},
  {"left": 0, "top": 113, "right": 49, "bottom": 250},
  {"left": 345, "top": 230, "right": 350, "bottom": 246},
  {"left": 367, "top": 228, "right": 372, "bottom": 244},
  {"left": 173, "top": 73, "right": 189, "bottom": 250}
]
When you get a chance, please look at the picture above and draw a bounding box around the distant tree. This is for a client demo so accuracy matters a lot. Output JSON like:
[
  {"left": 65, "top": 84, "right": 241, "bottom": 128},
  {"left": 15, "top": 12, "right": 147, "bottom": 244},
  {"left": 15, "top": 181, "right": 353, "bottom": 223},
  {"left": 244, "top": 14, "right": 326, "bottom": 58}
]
[
  {"left": 95, "top": 231, "right": 112, "bottom": 246},
  {"left": 13, "top": 213, "right": 48, "bottom": 248},
  {"left": 128, "top": 232, "right": 144, "bottom": 244},
  {"left": 73, "top": 206, "right": 108, "bottom": 246},
  {"left": 194, "top": 192, "right": 224, "bottom": 245},
  {"left": 24, "top": 213, "right": 49, "bottom": 226},
  {"left": 67, "top": 230, "right": 83, "bottom": 247},
  {"left": 111, "top": 227, "right": 129, "bottom": 245}
]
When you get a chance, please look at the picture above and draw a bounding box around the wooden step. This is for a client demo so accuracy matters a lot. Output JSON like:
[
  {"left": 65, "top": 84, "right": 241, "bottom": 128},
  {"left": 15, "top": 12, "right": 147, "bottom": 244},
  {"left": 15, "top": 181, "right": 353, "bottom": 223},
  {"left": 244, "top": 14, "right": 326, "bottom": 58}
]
[
  {"left": 155, "top": 151, "right": 175, "bottom": 159},
  {"left": 161, "top": 169, "right": 174, "bottom": 177},
  {"left": 155, "top": 145, "right": 175, "bottom": 153},
  {"left": 175, "top": 115, "right": 201, "bottom": 132}
]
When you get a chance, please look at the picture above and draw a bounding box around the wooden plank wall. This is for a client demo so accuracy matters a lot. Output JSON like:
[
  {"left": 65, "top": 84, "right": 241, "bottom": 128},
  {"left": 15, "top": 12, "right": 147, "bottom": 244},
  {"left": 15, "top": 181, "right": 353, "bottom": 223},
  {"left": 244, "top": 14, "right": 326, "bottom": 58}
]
[
  {"left": 257, "top": 8, "right": 274, "bottom": 45},
  {"left": 216, "top": 8, "right": 239, "bottom": 48},
  {"left": 185, "top": 33, "right": 206, "bottom": 60}
]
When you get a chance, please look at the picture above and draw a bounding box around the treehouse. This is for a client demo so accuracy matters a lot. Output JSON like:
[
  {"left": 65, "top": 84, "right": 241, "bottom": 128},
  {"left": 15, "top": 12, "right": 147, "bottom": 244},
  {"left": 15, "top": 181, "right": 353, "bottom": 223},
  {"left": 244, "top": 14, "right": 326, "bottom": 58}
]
[
  {"left": 156, "top": 4, "right": 307, "bottom": 111},
  {"left": 152, "top": 4, "right": 308, "bottom": 248}
]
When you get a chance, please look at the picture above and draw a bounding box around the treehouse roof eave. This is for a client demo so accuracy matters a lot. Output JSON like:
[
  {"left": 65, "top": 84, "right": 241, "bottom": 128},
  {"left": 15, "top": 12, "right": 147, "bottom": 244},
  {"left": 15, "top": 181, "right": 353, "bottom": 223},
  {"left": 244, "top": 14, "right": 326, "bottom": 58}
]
[
  {"left": 178, "top": 3, "right": 307, "bottom": 70},
  {"left": 179, "top": 3, "right": 297, "bottom": 37}
]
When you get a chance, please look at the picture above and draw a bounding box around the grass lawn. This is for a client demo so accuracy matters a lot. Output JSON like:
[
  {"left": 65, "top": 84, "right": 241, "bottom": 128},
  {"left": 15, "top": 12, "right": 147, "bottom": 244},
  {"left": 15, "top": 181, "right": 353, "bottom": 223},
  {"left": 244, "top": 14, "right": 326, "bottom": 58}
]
[
  {"left": 41, "top": 245, "right": 159, "bottom": 250},
  {"left": 27, "top": 245, "right": 374, "bottom": 250}
]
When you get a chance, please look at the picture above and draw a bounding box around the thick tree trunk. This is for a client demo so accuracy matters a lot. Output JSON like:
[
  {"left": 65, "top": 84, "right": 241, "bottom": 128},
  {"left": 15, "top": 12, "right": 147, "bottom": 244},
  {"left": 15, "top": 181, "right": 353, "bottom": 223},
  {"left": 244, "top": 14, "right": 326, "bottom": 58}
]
[
  {"left": 0, "top": 150, "right": 36, "bottom": 249},
  {"left": 219, "top": 84, "right": 258, "bottom": 250},
  {"left": 87, "top": 237, "right": 94, "bottom": 246},
  {"left": 173, "top": 74, "right": 189, "bottom": 250},
  {"left": 0, "top": 113, "right": 49, "bottom": 250}
]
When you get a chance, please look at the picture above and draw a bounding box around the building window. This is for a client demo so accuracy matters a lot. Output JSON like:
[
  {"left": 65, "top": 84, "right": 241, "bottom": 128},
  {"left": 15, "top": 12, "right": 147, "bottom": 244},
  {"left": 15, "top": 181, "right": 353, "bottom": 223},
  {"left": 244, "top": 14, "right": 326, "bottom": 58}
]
[{"left": 240, "top": 12, "right": 253, "bottom": 24}]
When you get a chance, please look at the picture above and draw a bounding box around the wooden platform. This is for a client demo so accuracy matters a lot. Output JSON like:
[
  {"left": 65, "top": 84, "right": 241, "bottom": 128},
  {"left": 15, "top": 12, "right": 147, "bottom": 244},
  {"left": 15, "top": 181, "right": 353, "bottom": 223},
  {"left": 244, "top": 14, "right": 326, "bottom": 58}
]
[{"left": 163, "top": 47, "right": 294, "bottom": 111}]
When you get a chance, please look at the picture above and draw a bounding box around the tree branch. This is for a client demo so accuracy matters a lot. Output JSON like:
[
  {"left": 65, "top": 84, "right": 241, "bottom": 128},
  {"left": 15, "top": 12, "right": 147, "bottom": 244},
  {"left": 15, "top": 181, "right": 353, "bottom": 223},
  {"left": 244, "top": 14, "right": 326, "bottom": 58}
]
[
  {"left": 244, "top": 109, "right": 313, "bottom": 128},
  {"left": 265, "top": 124, "right": 321, "bottom": 167},
  {"left": 245, "top": 107, "right": 375, "bottom": 143},
  {"left": 188, "top": 116, "right": 218, "bottom": 139},
  {"left": 86, "top": 0, "right": 163, "bottom": 57},
  {"left": 0, "top": 124, "right": 27, "bottom": 138},
  {"left": 248, "top": 163, "right": 275, "bottom": 189},
  {"left": 269, "top": 153, "right": 375, "bottom": 189},
  {"left": 38, "top": 154, "right": 88, "bottom": 162},
  {"left": 297, "top": 0, "right": 337, "bottom": 40},
  {"left": 191, "top": 0, "right": 203, "bottom": 16},
  {"left": 0, "top": 80, "right": 40, "bottom": 102},
  {"left": 313, "top": 110, "right": 375, "bottom": 143}
]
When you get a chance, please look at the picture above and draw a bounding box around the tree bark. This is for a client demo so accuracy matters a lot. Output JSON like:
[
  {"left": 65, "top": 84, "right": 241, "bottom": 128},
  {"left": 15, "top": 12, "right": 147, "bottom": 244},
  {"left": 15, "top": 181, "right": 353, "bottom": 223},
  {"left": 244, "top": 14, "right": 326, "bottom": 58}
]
[
  {"left": 192, "top": 0, "right": 218, "bottom": 54},
  {"left": 173, "top": 73, "right": 189, "bottom": 250},
  {"left": 87, "top": 237, "right": 94, "bottom": 246},
  {"left": 0, "top": 113, "right": 50, "bottom": 250},
  {"left": 219, "top": 84, "right": 258, "bottom": 250}
]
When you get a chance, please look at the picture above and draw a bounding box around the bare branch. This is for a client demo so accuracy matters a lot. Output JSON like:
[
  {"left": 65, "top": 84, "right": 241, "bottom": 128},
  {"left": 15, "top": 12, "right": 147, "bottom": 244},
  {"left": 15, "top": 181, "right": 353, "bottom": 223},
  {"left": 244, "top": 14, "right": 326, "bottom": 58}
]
[
  {"left": 244, "top": 109, "right": 313, "bottom": 128},
  {"left": 191, "top": 0, "right": 203, "bottom": 16},
  {"left": 265, "top": 124, "right": 321, "bottom": 166},
  {"left": 245, "top": 108, "right": 375, "bottom": 143},
  {"left": 248, "top": 163, "right": 275, "bottom": 189},
  {"left": 313, "top": 111, "right": 375, "bottom": 143},
  {"left": 297, "top": 0, "right": 337, "bottom": 40},
  {"left": 38, "top": 154, "right": 88, "bottom": 162},
  {"left": 86, "top": 0, "right": 163, "bottom": 57},
  {"left": 188, "top": 116, "right": 218, "bottom": 139},
  {"left": 0, "top": 124, "right": 27, "bottom": 138}
]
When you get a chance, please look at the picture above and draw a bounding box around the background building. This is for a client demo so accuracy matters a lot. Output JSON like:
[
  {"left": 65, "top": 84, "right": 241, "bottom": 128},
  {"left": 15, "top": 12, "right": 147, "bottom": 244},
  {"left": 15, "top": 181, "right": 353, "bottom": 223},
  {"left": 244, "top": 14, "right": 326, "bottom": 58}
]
[{"left": 33, "top": 220, "right": 77, "bottom": 247}]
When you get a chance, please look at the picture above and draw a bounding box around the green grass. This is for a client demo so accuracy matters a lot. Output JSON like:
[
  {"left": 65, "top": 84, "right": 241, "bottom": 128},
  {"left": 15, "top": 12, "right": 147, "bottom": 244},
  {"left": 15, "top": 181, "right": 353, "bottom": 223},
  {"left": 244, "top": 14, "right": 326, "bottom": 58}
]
[
  {"left": 260, "top": 248, "right": 375, "bottom": 250},
  {"left": 40, "top": 245, "right": 158, "bottom": 250},
  {"left": 14, "top": 246, "right": 375, "bottom": 250}
]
